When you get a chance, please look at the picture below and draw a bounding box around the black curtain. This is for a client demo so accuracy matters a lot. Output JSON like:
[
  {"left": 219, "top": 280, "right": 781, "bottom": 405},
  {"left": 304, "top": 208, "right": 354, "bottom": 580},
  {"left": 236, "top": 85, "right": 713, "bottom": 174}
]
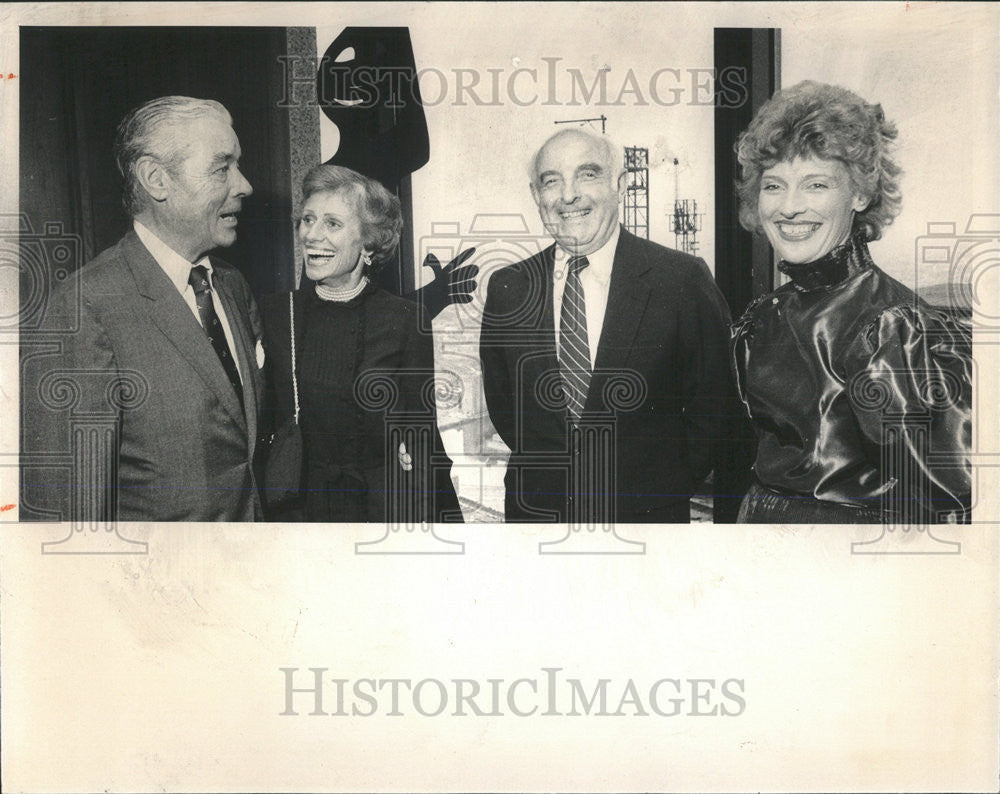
[
  {"left": 19, "top": 27, "right": 295, "bottom": 299},
  {"left": 712, "top": 28, "right": 781, "bottom": 522}
]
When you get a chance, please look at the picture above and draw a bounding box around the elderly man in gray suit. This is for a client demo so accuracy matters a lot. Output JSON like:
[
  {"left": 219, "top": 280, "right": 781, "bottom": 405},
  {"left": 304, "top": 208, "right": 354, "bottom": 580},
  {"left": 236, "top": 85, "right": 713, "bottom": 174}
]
[{"left": 21, "top": 96, "right": 265, "bottom": 521}]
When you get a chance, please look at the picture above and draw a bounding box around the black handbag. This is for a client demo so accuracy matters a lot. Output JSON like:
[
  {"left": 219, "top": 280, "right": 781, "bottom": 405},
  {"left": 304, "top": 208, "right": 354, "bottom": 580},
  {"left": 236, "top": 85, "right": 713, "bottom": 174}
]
[{"left": 264, "top": 292, "right": 304, "bottom": 509}]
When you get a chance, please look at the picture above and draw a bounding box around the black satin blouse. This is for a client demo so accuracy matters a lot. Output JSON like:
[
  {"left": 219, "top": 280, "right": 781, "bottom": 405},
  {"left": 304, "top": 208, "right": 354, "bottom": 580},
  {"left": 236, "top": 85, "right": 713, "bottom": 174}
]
[{"left": 731, "top": 235, "right": 972, "bottom": 518}]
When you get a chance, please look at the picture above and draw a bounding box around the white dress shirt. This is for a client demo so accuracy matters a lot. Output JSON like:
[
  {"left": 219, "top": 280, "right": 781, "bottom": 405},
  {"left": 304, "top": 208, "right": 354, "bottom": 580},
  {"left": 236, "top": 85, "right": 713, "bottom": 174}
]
[
  {"left": 134, "top": 220, "right": 242, "bottom": 378},
  {"left": 552, "top": 224, "right": 619, "bottom": 368}
]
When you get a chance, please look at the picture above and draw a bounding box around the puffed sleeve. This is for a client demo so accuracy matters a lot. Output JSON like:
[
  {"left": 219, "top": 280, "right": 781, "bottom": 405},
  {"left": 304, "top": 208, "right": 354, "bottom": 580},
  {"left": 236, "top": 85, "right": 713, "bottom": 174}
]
[{"left": 848, "top": 304, "right": 972, "bottom": 514}]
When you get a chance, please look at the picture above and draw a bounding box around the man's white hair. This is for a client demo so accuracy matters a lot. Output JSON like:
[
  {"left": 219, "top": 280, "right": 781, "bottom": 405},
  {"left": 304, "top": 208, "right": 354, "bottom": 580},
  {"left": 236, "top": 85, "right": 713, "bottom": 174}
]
[
  {"left": 115, "top": 96, "right": 232, "bottom": 217},
  {"left": 527, "top": 126, "right": 625, "bottom": 187}
]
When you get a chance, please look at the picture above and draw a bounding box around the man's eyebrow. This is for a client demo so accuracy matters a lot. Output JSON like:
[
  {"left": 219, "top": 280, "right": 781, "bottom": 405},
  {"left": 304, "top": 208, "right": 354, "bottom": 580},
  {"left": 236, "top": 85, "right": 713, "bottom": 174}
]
[
  {"left": 577, "top": 162, "right": 605, "bottom": 173},
  {"left": 210, "top": 153, "right": 237, "bottom": 167},
  {"left": 537, "top": 169, "right": 561, "bottom": 181}
]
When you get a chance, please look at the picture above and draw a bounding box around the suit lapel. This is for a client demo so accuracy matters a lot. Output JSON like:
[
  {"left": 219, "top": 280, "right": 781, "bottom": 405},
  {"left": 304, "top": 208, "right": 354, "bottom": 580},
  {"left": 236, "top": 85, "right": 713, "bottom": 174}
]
[
  {"left": 589, "top": 229, "right": 651, "bottom": 408},
  {"left": 536, "top": 245, "right": 558, "bottom": 347},
  {"left": 120, "top": 232, "right": 248, "bottom": 430},
  {"left": 526, "top": 245, "right": 559, "bottom": 374},
  {"left": 213, "top": 263, "right": 258, "bottom": 449}
]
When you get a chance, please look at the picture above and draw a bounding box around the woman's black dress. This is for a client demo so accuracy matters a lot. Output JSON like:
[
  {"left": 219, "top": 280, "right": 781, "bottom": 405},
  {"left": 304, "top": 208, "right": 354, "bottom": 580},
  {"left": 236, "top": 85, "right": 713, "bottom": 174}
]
[{"left": 261, "top": 283, "right": 462, "bottom": 522}]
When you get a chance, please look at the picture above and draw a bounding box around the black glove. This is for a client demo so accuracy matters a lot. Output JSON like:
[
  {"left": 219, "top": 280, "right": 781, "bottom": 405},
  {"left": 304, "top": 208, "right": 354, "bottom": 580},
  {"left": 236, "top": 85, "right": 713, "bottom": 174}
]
[{"left": 408, "top": 248, "right": 478, "bottom": 319}]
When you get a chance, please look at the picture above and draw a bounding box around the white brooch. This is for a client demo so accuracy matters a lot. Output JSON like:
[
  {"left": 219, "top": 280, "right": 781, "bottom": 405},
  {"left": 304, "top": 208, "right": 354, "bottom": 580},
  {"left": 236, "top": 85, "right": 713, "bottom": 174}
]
[{"left": 256, "top": 339, "right": 266, "bottom": 369}]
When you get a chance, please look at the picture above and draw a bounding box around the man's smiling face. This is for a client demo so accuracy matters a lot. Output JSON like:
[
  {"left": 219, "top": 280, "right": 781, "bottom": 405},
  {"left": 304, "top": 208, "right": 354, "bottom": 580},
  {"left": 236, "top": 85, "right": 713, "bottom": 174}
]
[{"left": 531, "top": 130, "right": 624, "bottom": 256}]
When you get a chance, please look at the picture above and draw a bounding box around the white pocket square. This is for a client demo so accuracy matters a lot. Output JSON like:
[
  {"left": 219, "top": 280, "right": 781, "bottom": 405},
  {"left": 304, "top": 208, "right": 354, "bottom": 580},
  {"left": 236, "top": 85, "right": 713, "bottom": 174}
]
[{"left": 256, "top": 339, "right": 266, "bottom": 369}]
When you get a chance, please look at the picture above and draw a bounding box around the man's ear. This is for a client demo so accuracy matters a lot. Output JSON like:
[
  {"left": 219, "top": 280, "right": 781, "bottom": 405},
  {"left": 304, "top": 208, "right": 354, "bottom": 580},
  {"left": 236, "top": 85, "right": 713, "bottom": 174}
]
[
  {"left": 529, "top": 180, "right": 541, "bottom": 207},
  {"left": 616, "top": 170, "right": 627, "bottom": 199},
  {"left": 135, "top": 156, "right": 170, "bottom": 203}
]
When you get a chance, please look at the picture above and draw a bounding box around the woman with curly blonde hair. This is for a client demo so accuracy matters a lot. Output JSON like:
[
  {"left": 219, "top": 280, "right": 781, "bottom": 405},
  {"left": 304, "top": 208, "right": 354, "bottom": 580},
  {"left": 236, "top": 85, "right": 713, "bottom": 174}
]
[{"left": 731, "top": 81, "right": 971, "bottom": 523}]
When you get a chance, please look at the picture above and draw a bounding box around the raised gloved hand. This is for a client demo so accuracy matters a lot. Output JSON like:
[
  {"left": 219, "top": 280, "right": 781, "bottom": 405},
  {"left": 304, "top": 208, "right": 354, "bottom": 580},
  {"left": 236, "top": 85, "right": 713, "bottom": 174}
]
[{"left": 409, "top": 248, "right": 478, "bottom": 319}]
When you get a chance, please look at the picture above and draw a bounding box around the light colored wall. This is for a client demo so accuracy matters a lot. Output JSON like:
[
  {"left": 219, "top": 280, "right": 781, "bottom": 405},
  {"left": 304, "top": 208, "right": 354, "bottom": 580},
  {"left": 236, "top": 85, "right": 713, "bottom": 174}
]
[
  {"left": 318, "top": 3, "right": 719, "bottom": 281},
  {"left": 311, "top": 2, "right": 999, "bottom": 513},
  {"left": 287, "top": 27, "right": 321, "bottom": 287},
  {"left": 780, "top": 1, "right": 1000, "bottom": 290},
  {"left": 316, "top": 2, "right": 998, "bottom": 293}
]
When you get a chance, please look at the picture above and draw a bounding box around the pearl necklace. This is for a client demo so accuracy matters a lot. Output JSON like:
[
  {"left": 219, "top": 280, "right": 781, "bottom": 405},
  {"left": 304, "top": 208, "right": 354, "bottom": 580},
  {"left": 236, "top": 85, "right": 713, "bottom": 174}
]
[{"left": 315, "top": 277, "right": 369, "bottom": 303}]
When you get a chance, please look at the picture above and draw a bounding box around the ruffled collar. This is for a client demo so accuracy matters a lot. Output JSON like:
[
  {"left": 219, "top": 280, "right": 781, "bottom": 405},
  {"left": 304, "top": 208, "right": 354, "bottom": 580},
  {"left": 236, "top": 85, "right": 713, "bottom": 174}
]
[{"left": 777, "top": 234, "right": 874, "bottom": 292}]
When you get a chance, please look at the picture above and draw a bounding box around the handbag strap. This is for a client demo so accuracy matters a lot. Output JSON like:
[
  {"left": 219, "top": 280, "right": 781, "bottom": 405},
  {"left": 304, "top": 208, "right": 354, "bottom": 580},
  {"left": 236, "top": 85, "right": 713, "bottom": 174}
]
[{"left": 289, "top": 291, "right": 300, "bottom": 423}]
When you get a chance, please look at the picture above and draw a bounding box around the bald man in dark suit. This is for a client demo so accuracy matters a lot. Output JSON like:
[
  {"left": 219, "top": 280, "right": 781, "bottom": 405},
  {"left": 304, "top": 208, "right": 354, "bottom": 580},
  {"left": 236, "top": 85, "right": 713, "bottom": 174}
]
[{"left": 480, "top": 128, "right": 733, "bottom": 523}]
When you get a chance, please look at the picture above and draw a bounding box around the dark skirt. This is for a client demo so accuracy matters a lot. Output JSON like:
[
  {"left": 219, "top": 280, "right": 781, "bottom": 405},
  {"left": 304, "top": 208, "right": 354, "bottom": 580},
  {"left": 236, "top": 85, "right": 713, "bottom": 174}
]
[
  {"left": 304, "top": 459, "right": 387, "bottom": 523},
  {"left": 737, "top": 481, "right": 883, "bottom": 524}
]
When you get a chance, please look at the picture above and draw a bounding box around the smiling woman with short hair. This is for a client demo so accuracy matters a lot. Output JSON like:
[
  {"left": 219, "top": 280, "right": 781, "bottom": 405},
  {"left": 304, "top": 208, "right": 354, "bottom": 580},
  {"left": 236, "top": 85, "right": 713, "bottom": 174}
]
[
  {"left": 259, "top": 164, "right": 460, "bottom": 522},
  {"left": 731, "top": 81, "right": 972, "bottom": 524}
]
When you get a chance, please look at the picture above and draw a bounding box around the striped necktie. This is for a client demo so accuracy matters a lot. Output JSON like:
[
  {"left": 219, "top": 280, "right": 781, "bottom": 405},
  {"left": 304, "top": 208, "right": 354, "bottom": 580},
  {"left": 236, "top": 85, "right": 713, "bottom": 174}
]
[
  {"left": 559, "top": 255, "right": 591, "bottom": 421},
  {"left": 188, "top": 265, "right": 244, "bottom": 413}
]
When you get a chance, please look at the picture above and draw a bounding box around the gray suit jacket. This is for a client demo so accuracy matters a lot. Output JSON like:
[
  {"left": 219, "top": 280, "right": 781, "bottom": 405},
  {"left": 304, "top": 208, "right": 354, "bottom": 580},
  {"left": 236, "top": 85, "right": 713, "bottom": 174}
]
[{"left": 21, "top": 230, "right": 265, "bottom": 521}]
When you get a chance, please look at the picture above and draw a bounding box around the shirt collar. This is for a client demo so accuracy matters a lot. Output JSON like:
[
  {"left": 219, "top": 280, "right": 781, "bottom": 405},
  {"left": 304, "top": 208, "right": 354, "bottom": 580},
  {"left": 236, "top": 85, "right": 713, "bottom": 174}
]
[
  {"left": 553, "top": 224, "right": 620, "bottom": 284},
  {"left": 134, "top": 219, "right": 213, "bottom": 293}
]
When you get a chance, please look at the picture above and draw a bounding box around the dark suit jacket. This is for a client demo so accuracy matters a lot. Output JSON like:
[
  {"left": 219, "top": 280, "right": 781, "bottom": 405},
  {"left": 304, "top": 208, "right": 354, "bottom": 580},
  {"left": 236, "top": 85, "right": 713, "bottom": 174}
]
[
  {"left": 479, "top": 227, "right": 732, "bottom": 522},
  {"left": 21, "top": 230, "right": 265, "bottom": 521}
]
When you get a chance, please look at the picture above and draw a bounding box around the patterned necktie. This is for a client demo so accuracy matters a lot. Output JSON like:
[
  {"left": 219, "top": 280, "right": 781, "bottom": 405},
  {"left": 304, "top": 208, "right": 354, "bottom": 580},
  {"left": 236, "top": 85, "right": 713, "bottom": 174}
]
[
  {"left": 188, "top": 265, "right": 244, "bottom": 412},
  {"left": 559, "top": 255, "right": 592, "bottom": 421}
]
